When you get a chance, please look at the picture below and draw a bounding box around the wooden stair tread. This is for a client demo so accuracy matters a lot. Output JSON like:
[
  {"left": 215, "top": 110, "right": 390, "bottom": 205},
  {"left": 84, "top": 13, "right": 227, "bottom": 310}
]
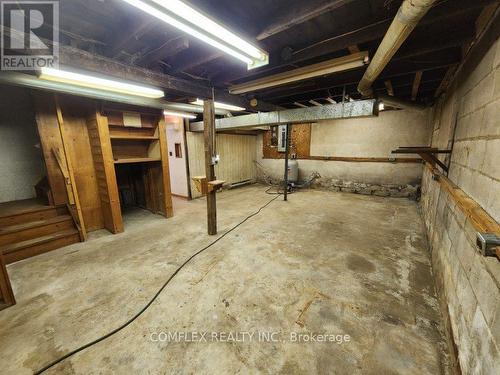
[
  {"left": 0, "top": 204, "right": 62, "bottom": 219},
  {"left": 0, "top": 215, "right": 72, "bottom": 235},
  {"left": 0, "top": 229, "right": 79, "bottom": 254}
]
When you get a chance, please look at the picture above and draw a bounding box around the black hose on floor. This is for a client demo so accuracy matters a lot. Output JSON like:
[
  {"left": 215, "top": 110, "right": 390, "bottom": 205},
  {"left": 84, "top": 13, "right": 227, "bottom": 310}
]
[{"left": 34, "top": 193, "right": 281, "bottom": 374}]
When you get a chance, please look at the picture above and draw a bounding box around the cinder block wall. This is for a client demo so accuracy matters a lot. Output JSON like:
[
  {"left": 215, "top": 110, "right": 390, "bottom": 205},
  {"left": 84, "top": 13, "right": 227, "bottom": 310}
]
[
  {"left": 0, "top": 87, "right": 44, "bottom": 203},
  {"left": 420, "top": 22, "right": 499, "bottom": 373}
]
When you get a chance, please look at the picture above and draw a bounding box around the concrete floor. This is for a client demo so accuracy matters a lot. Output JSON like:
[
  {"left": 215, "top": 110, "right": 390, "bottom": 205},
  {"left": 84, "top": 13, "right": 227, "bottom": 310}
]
[{"left": 0, "top": 185, "right": 451, "bottom": 374}]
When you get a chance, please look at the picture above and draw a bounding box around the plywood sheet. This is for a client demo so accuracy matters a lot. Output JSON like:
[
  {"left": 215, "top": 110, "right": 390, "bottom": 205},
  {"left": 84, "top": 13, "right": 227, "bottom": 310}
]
[
  {"left": 187, "top": 133, "right": 257, "bottom": 198},
  {"left": 263, "top": 123, "right": 311, "bottom": 159}
]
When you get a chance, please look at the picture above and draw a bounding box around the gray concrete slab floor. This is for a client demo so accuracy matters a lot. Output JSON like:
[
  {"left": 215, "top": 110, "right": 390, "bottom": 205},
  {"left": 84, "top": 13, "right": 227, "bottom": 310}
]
[{"left": 0, "top": 185, "right": 451, "bottom": 374}]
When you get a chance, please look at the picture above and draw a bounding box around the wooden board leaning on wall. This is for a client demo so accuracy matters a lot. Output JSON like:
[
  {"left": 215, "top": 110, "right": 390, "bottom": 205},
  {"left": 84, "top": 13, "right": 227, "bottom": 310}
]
[{"left": 262, "top": 124, "right": 421, "bottom": 163}]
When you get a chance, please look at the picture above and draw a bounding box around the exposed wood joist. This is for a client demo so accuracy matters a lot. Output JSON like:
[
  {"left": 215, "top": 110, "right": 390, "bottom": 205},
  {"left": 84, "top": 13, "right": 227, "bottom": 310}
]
[
  {"left": 256, "top": 0, "right": 357, "bottom": 40},
  {"left": 108, "top": 19, "right": 158, "bottom": 59},
  {"left": 215, "top": 0, "right": 492, "bottom": 85},
  {"left": 385, "top": 80, "right": 394, "bottom": 96},
  {"left": 294, "top": 102, "right": 308, "bottom": 108},
  {"left": 434, "top": 66, "right": 458, "bottom": 98},
  {"left": 229, "top": 51, "right": 369, "bottom": 94},
  {"left": 411, "top": 71, "right": 423, "bottom": 101},
  {"left": 171, "top": 51, "right": 223, "bottom": 74},
  {"left": 347, "top": 45, "right": 360, "bottom": 54},
  {"left": 135, "top": 36, "right": 190, "bottom": 68},
  {"left": 258, "top": 58, "right": 458, "bottom": 103},
  {"left": 57, "top": 45, "right": 278, "bottom": 112},
  {"left": 309, "top": 100, "right": 322, "bottom": 106}
]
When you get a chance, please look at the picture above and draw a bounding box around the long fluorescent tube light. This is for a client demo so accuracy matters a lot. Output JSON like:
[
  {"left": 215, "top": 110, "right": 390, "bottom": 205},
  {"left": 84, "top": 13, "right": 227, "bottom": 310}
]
[
  {"left": 164, "top": 110, "right": 197, "bottom": 119},
  {"left": 39, "top": 67, "right": 165, "bottom": 98},
  {"left": 120, "top": 0, "right": 268, "bottom": 69},
  {"left": 230, "top": 51, "right": 370, "bottom": 94},
  {"left": 191, "top": 99, "right": 245, "bottom": 112}
]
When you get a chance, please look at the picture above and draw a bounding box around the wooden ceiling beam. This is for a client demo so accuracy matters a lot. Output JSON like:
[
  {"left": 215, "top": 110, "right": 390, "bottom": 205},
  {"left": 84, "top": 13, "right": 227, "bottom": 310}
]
[
  {"left": 108, "top": 19, "right": 157, "bottom": 59},
  {"left": 57, "top": 45, "right": 278, "bottom": 112},
  {"left": 411, "top": 71, "right": 423, "bottom": 101},
  {"left": 385, "top": 80, "right": 394, "bottom": 96},
  {"left": 348, "top": 45, "right": 360, "bottom": 54},
  {"left": 135, "top": 36, "right": 190, "bottom": 68},
  {"left": 214, "top": 0, "right": 493, "bottom": 85},
  {"left": 256, "top": 0, "right": 357, "bottom": 41}
]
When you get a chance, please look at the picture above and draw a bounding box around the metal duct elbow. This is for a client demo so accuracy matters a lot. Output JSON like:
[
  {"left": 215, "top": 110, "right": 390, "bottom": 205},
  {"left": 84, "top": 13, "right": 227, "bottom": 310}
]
[{"left": 357, "top": 0, "right": 437, "bottom": 97}]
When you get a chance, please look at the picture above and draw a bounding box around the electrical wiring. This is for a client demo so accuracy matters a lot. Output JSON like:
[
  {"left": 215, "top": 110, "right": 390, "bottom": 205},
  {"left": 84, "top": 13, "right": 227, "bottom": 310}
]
[{"left": 35, "top": 192, "right": 281, "bottom": 374}]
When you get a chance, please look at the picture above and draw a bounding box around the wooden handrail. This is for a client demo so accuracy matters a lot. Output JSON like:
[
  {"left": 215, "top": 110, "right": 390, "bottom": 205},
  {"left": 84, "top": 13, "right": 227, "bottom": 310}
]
[{"left": 425, "top": 164, "right": 500, "bottom": 260}]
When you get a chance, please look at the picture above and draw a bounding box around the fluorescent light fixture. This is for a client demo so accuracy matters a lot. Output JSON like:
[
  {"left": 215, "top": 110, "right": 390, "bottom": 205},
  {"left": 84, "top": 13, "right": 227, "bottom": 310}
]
[
  {"left": 164, "top": 110, "right": 197, "bottom": 119},
  {"left": 39, "top": 67, "right": 164, "bottom": 98},
  {"left": 120, "top": 0, "right": 268, "bottom": 69},
  {"left": 230, "top": 51, "right": 370, "bottom": 94},
  {"left": 191, "top": 99, "right": 245, "bottom": 112}
]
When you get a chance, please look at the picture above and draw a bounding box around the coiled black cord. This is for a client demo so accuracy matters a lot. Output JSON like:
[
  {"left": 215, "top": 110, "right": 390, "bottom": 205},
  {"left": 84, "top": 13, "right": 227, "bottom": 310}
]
[{"left": 35, "top": 193, "right": 281, "bottom": 374}]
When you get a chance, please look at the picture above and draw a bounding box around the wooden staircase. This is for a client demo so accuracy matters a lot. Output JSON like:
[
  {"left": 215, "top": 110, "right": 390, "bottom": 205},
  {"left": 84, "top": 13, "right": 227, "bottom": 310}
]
[{"left": 0, "top": 205, "right": 80, "bottom": 264}]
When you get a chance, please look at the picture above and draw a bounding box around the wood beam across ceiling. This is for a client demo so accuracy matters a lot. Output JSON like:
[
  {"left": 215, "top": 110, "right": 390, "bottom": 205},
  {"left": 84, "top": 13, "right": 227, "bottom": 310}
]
[
  {"left": 215, "top": 0, "right": 493, "bottom": 85},
  {"left": 57, "top": 45, "right": 278, "bottom": 112},
  {"left": 135, "top": 36, "right": 190, "bottom": 68},
  {"left": 411, "top": 71, "right": 423, "bottom": 101},
  {"left": 256, "top": 0, "right": 357, "bottom": 41}
]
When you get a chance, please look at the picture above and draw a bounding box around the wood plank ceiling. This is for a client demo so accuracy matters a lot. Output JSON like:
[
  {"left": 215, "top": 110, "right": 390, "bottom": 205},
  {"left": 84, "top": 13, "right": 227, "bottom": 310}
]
[{"left": 58, "top": 0, "right": 494, "bottom": 108}]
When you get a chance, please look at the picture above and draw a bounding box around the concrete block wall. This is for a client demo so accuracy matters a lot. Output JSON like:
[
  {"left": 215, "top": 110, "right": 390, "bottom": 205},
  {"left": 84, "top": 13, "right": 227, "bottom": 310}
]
[
  {"left": 0, "top": 86, "right": 44, "bottom": 203},
  {"left": 421, "top": 21, "right": 500, "bottom": 374}
]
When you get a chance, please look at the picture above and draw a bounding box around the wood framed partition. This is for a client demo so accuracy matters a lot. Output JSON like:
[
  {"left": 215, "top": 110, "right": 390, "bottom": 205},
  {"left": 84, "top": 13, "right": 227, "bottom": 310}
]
[{"left": 0, "top": 253, "right": 15, "bottom": 310}]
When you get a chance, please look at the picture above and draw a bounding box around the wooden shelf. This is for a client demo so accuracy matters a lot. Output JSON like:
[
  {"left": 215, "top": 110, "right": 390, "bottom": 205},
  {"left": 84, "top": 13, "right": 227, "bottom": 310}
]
[
  {"left": 114, "top": 157, "right": 161, "bottom": 165},
  {"left": 110, "top": 135, "right": 159, "bottom": 141}
]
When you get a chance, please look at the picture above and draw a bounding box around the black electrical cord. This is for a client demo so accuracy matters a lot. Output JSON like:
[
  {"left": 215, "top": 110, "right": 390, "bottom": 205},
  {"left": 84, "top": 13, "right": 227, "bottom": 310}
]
[{"left": 35, "top": 193, "right": 281, "bottom": 374}]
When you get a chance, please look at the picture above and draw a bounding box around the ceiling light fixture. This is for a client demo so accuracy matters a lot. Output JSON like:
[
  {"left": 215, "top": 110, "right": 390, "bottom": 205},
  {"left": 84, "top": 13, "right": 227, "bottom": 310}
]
[
  {"left": 163, "top": 110, "right": 197, "bottom": 119},
  {"left": 38, "top": 67, "right": 165, "bottom": 98},
  {"left": 191, "top": 99, "right": 245, "bottom": 112},
  {"left": 120, "top": 0, "right": 268, "bottom": 69},
  {"left": 230, "top": 51, "right": 370, "bottom": 94}
]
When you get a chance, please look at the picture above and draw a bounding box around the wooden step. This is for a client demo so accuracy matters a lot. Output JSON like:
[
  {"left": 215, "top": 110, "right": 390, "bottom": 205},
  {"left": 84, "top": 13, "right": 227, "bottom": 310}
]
[
  {"left": 0, "top": 205, "right": 67, "bottom": 227},
  {"left": 1, "top": 229, "right": 80, "bottom": 264},
  {"left": 0, "top": 215, "right": 74, "bottom": 247}
]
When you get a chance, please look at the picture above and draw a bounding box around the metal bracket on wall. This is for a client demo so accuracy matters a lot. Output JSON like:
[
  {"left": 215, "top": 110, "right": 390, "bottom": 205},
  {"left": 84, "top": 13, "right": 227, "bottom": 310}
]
[
  {"left": 476, "top": 233, "right": 500, "bottom": 258},
  {"left": 392, "top": 147, "right": 452, "bottom": 174}
]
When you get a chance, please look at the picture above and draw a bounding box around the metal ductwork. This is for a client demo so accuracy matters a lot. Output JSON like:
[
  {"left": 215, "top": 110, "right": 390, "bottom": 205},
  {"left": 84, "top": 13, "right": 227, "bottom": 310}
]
[{"left": 357, "top": 0, "right": 438, "bottom": 96}]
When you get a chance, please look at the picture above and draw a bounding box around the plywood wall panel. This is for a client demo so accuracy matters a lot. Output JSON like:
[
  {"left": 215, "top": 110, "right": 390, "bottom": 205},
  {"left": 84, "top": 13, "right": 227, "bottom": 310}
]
[
  {"left": 33, "top": 95, "right": 68, "bottom": 206},
  {"left": 58, "top": 98, "right": 104, "bottom": 232},
  {"left": 187, "top": 133, "right": 257, "bottom": 198}
]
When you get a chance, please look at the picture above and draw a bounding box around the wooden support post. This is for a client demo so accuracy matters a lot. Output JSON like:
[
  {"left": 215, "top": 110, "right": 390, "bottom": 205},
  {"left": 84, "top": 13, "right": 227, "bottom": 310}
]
[
  {"left": 284, "top": 124, "right": 291, "bottom": 202},
  {"left": 204, "top": 100, "right": 217, "bottom": 235},
  {"left": 157, "top": 117, "right": 174, "bottom": 217},
  {"left": 0, "top": 252, "right": 15, "bottom": 310}
]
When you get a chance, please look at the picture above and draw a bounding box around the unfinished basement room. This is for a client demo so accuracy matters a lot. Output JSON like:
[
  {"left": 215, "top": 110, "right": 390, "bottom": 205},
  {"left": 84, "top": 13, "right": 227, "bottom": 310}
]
[{"left": 0, "top": 0, "right": 499, "bottom": 374}]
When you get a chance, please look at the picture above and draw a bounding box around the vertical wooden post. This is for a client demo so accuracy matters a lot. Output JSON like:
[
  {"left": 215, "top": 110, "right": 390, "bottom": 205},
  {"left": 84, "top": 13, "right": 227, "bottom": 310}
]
[
  {"left": 157, "top": 117, "right": 174, "bottom": 217},
  {"left": 0, "top": 252, "right": 15, "bottom": 309},
  {"left": 204, "top": 100, "right": 217, "bottom": 235},
  {"left": 283, "top": 124, "right": 291, "bottom": 202}
]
